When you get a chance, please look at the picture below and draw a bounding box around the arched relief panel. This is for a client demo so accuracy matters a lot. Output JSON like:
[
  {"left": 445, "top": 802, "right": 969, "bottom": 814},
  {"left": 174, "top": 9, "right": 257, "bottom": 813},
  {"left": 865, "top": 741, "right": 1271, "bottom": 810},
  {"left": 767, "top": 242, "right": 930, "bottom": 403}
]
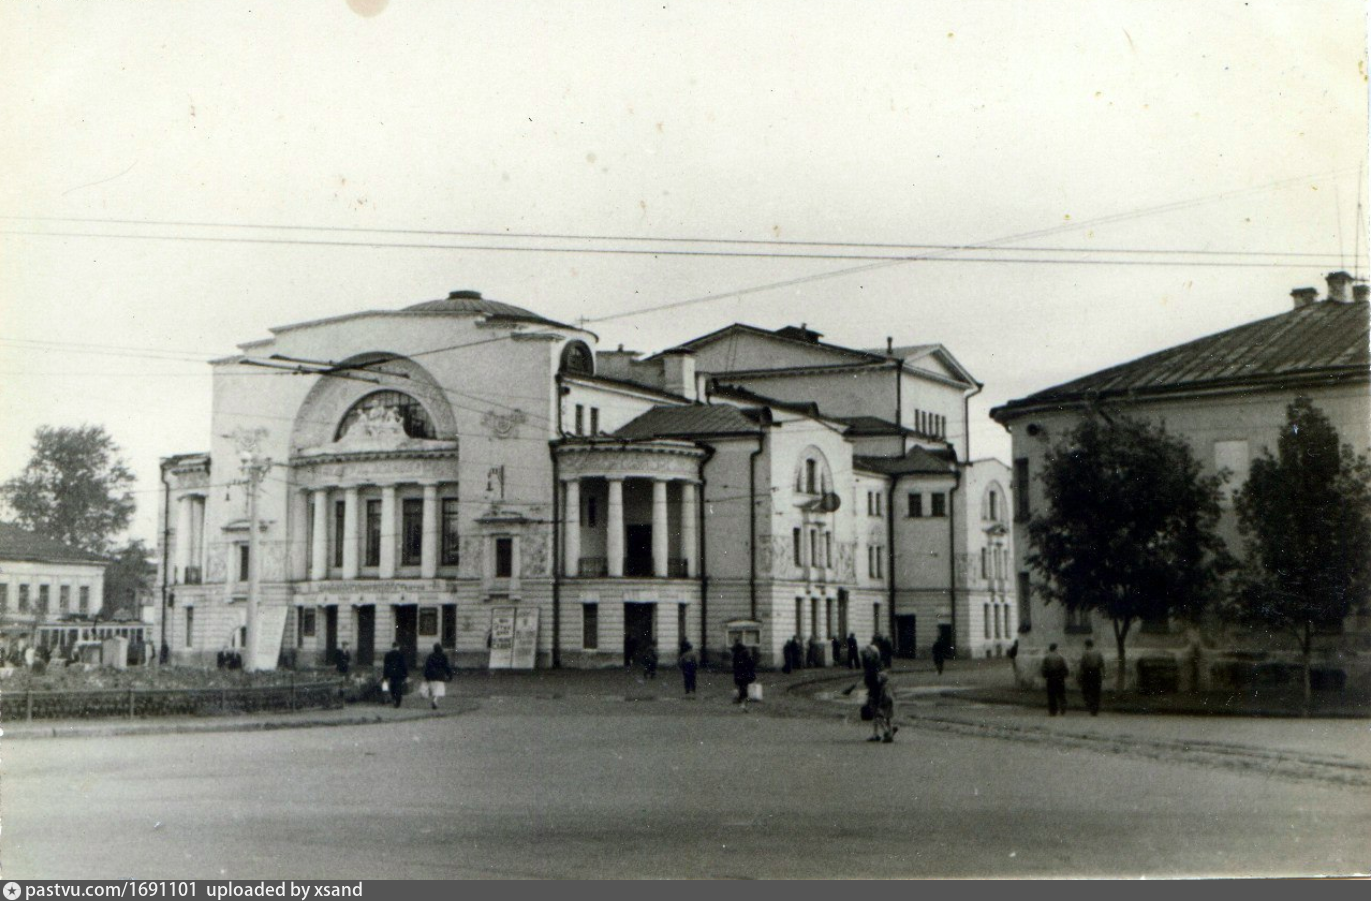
[
  {"left": 290, "top": 352, "right": 459, "bottom": 452},
  {"left": 793, "top": 445, "right": 834, "bottom": 496}
]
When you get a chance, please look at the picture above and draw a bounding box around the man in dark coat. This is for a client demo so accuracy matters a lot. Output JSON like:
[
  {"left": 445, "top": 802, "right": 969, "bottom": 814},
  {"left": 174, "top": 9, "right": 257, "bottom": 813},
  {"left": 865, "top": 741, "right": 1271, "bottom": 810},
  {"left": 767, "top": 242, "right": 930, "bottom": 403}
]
[
  {"left": 678, "top": 641, "right": 699, "bottom": 696},
  {"left": 731, "top": 640, "right": 756, "bottom": 704},
  {"left": 846, "top": 633, "right": 860, "bottom": 670},
  {"left": 831, "top": 635, "right": 843, "bottom": 668},
  {"left": 932, "top": 635, "right": 949, "bottom": 675},
  {"left": 1041, "top": 643, "right": 1069, "bottom": 716},
  {"left": 382, "top": 642, "right": 408, "bottom": 709},
  {"left": 877, "top": 634, "right": 893, "bottom": 669},
  {"left": 335, "top": 641, "right": 352, "bottom": 676},
  {"left": 1078, "top": 640, "right": 1105, "bottom": 716}
]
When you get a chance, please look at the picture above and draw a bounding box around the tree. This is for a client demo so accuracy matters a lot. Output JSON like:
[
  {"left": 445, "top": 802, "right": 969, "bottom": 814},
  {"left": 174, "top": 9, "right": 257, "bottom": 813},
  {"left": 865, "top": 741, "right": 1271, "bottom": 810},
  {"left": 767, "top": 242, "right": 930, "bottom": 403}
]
[
  {"left": 1230, "top": 397, "right": 1371, "bottom": 707},
  {"left": 1, "top": 425, "right": 136, "bottom": 554},
  {"left": 104, "top": 539, "right": 155, "bottom": 620},
  {"left": 1026, "top": 413, "right": 1232, "bottom": 691}
]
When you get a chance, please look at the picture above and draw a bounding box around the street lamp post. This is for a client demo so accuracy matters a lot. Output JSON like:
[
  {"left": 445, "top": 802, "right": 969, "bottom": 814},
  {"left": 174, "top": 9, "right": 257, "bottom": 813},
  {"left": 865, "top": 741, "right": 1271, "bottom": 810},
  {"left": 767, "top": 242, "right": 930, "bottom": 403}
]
[{"left": 229, "top": 428, "right": 271, "bottom": 671}]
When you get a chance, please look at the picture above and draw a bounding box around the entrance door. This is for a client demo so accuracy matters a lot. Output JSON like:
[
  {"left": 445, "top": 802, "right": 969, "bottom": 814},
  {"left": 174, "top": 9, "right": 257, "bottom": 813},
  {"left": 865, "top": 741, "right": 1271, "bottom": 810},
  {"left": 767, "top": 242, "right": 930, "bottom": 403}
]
[
  {"left": 394, "top": 604, "right": 418, "bottom": 669},
  {"left": 324, "top": 605, "right": 338, "bottom": 665},
  {"left": 356, "top": 605, "right": 376, "bottom": 667},
  {"left": 623, "top": 602, "right": 654, "bottom": 665},
  {"left": 896, "top": 614, "right": 917, "bottom": 658},
  {"left": 625, "top": 525, "right": 653, "bottom": 577}
]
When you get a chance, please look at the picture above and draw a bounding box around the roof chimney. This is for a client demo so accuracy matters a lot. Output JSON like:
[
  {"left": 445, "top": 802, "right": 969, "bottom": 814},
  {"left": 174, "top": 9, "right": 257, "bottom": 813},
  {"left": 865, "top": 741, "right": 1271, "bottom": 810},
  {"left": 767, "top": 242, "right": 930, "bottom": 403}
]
[
  {"left": 1325, "top": 271, "right": 1353, "bottom": 303},
  {"left": 886, "top": 336, "right": 894, "bottom": 355},
  {"left": 1355, "top": 283, "right": 1369, "bottom": 303},
  {"left": 1291, "top": 287, "right": 1318, "bottom": 310}
]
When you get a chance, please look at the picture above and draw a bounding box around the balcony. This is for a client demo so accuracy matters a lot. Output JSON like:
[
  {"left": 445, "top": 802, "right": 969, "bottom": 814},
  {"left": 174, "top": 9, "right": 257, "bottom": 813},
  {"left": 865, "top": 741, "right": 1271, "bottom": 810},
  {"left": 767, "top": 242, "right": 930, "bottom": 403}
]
[{"left": 574, "top": 556, "right": 692, "bottom": 578}]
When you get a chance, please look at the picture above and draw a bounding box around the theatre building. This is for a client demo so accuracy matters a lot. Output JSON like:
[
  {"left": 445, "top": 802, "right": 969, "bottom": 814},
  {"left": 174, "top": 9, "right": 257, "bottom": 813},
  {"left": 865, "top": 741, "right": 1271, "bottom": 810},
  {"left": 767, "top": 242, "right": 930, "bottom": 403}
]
[{"left": 160, "top": 289, "right": 1010, "bottom": 669}]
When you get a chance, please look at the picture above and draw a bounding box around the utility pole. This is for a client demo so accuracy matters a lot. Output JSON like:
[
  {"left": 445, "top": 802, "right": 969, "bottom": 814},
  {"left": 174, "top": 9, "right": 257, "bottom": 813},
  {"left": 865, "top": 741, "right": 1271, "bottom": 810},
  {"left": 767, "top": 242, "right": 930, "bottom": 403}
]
[{"left": 229, "top": 428, "right": 271, "bottom": 671}]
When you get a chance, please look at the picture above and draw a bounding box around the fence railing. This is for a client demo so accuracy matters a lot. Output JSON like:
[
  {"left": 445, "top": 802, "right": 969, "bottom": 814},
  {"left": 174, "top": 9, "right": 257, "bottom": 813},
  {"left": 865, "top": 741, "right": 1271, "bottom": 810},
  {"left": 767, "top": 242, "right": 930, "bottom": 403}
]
[{"left": 2, "top": 679, "right": 345, "bottom": 721}]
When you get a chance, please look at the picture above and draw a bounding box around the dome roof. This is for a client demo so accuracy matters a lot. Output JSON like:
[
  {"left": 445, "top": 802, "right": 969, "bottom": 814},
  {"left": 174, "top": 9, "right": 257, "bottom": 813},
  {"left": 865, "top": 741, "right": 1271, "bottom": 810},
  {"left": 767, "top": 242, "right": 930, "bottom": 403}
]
[{"left": 403, "top": 290, "right": 568, "bottom": 327}]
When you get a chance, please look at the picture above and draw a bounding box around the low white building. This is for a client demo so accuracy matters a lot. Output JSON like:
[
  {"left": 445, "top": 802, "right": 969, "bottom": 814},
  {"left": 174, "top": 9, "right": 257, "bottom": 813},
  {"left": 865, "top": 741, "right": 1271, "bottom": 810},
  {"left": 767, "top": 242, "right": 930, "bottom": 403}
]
[
  {"left": 159, "top": 289, "right": 1013, "bottom": 669},
  {"left": 0, "top": 522, "right": 108, "bottom": 648}
]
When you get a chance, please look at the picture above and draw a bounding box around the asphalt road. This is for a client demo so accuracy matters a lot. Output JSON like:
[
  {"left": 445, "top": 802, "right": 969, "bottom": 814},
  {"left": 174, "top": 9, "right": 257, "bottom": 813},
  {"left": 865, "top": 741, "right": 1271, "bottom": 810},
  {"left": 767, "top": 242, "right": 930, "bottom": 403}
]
[{"left": 4, "top": 692, "right": 1366, "bottom": 879}]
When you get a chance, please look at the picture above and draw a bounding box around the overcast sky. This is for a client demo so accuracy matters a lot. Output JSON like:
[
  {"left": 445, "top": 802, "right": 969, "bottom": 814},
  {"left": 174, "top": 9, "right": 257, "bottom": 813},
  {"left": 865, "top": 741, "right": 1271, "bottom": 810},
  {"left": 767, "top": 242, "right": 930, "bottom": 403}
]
[{"left": 2, "top": 0, "right": 1366, "bottom": 544}]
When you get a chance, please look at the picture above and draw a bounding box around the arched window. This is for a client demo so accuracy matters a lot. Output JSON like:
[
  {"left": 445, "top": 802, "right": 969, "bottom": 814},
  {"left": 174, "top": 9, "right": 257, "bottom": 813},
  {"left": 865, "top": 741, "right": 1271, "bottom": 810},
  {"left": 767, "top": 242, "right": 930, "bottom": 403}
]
[
  {"left": 336, "top": 391, "right": 436, "bottom": 441},
  {"left": 983, "top": 481, "right": 1007, "bottom": 523},
  {"left": 794, "top": 447, "right": 833, "bottom": 496},
  {"left": 560, "top": 340, "right": 594, "bottom": 376}
]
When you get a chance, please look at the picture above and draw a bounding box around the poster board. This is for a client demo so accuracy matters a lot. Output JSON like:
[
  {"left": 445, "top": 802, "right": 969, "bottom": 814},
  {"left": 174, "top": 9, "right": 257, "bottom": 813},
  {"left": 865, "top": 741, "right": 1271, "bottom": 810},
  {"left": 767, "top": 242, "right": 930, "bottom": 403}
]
[
  {"left": 248, "top": 606, "right": 290, "bottom": 672},
  {"left": 489, "top": 606, "right": 539, "bottom": 670}
]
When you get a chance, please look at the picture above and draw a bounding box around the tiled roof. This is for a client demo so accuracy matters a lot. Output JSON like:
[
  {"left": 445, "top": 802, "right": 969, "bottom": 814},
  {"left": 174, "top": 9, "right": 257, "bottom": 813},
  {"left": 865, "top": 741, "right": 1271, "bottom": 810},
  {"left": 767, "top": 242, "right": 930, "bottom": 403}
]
[
  {"left": 0, "top": 523, "right": 109, "bottom": 566},
  {"left": 853, "top": 447, "right": 956, "bottom": 476},
  {"left": 614, "top": 405, "right": 764, "bottom": 440},
  {"left": 994, "top": 300, "right": 1370, "bottom": 417}
]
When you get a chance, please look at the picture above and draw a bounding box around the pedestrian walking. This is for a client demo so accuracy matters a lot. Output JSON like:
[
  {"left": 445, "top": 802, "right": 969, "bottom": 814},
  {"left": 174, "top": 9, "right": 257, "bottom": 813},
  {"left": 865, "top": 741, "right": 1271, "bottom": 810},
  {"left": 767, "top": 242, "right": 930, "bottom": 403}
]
[
  {"left": 382, "top": 642, "right": 408, "bottom": 709},
  {"left": 335, "top": 641, "right": 352, "bottom": 676},
  {"left": 421, "top": 643, "right": 453, "bottom": 709},
  {"left": 831, "top": 635, "right": 843, "bottom": 668},
  {"left": 865, "top": 671, "right": 898, "bottom": 743},
  {"left": 846, "top": 633, "right": 860, "bottom": 670},
  {"left": 731, "top": 640, "right": 756, "bottom": 705},
  {"left": 1078, "top": 639, "right": 1105, "bottom": 716},
  {"left": 1041, "top": 642, "right": 1069, "bottom": 716},
  {"left": 678, "top": 641, "right": 699, "bottom": 696},
  {"left": 1007, "top": 638, "right": 1019, "bottom": 682},
  {"left": 877, "top": 634, "right": 893, "bottom": 669},
  {"left": 642, "top": 641, "right": 659, "bottom": 679},
  {"left": 861, "top": 637, "right": 883, "bottom": 705},
  {"left": 931, "top": 635, "right": 948, "bottom": 675}
]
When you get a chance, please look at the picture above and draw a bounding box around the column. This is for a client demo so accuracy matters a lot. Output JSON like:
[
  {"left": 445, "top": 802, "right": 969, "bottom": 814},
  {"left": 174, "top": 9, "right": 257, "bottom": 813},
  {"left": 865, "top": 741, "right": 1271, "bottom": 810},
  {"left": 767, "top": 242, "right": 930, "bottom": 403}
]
[
  {"left": 606, "top": 477, "right": 625, "bottom": 577},
  {"left": 680, "top": 481, "right": 698, "bottom": 578},
  {"left": 289, "top": 490, "right": 309, "bottom": 581},
  {"left": 341, "top": 486, "right": 360, "bottom": 579},
  {"left": 564, "top": 479, "right": 581, "bottom": 577},
  {"left": 175, "top": 495, "right": 193, "bottom": 582},
  {"left": 420, "top": 483, "right": 439, "bottom": 579},
  {"left": 310, "top": 488, "right": 329, "bottom": 581},
  {"left": 652, "top": 479, "right": 669, "bottom": 577},
  {"left": 378, "top": 484, "right": 397, "bottom": 579}
]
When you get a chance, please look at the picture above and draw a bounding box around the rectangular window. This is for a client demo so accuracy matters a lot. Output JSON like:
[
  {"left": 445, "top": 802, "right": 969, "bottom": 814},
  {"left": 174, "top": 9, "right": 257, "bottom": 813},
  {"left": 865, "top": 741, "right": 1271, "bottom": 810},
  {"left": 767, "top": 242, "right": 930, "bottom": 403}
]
[
  {"left": 59, "top": 585, "right": 71, "bottom": 614},
  {"left": 825, "top": 532, "right": 833, "bottom": 568},
  {"left": 402, "top": 498, "right": 423, "bottom": 566},
  {"left": 18, "top": 584, "right": 30, "bottom": 612},
  {"left": 186, "top": 607, "right": 194, "bottom": 647},
  {"left": 0, "top": 584, "right": 7, "bottom": 613},
  {"left": 1065, "top": 606, "right": 1092, "bottom": 634},
  {"left": 306, "top": 501, "right": 314, "bottom": 573},
  {"left": 37, "top": 585, "right": 49, "bottom": 615},
  {"left": 238, "top": 544, "right": 250, "bottom": 582},
  {"left": 585, "top": 496, "right": 598, "bottom": 527},
  {"left": 931, "top": 492, "right": 947, "bottom": 517},
  {"left": 302, "top": 607, "right": 317, "bottom": 638},
  {"left": 583, "top": 603, "right": 599, "bottom": 649},
  {"left": 995, "top": 605, "right": 1003, "bottom": 639},
  {"left": 810, "top": 529, "right": 819, "bottom": 569},
  {"left": 1017, "top": 572, "right": 1031, "bottom": 630},
  {"left": 442, "top": 604, "right": 457, "bottom": 647},
  {"left": 825, "top": 598, "right": 834, "bottom": 638},
  {"left": 441, "top": 499, "right": 461, "bottom": 566},
  {"left": 79, "top": 586, "right": 90, "bottom": 615},
  {"left": 365, "top": 499, "right": 382, "bottom": 567},
  {"left": 811, "top": 598, "right": 820, "bottom": 637},
  {"left": 495, "top": 537, "right": 514, "bottom": 578},
  {"left": 1214, "top": 440, "right": 1251, "bottom": 502},
  {"left": 590, "top": 407, "right": 600, "bottom": 435},
  {"left": 793, "top": 528, "right": 803, "bottom": 567},
  {"left": 678, "top": 604, "right": 687, "bottom": 646},
  {"left": 981, "top": 548, "right": 988, "bottom": 579},
  {"left": 334, "top": 500, "right": 346, "bottom": 568},
  {"left": 1014, "top": 458, "right": 1030, "bottom": 521},
  {"left": 805, "top": 459, "right": 817, "bottom": 494},
  {"left": 873, "top": 603, "right": 881, "bottom": 635},
  {"left": 795, "top": 598, "right": 804, "bottom": 636},
  {"left": 984, "top": 603, "right": 991, "bottom": 639},
  {"left": 419, "top": 607, "right": 439, "bottom": 636},
  {"left": 838, "top": 595, "right": 849, "bottom": 637},
  {"left": 575, "top": 404, "right": 584, "bottom": 435},
  {"left": 874, "top": 493, "right": 882, "bottom": 517},
  {"left": 908, "top": 493, "right": 923, "bottom": 518}
]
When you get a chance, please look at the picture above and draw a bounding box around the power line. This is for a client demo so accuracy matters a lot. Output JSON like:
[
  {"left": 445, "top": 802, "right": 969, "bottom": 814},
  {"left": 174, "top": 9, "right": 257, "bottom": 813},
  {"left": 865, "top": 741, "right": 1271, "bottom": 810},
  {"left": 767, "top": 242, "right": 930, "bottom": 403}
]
[
  {"left": 586, "top": 167, "right": 1367, "bottom": 324},
  {"left": 0, "top": 211, "right": 1351, "bottom": 261}
]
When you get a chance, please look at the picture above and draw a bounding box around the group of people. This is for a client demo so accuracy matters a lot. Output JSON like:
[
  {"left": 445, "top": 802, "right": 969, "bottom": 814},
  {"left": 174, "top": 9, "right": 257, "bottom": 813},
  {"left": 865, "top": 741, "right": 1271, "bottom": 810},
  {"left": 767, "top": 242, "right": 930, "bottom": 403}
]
[
  {"left": 380, "top": 642, "right": 454, "bottom": 710},
  {"left": 1039, "top": 640, "right": 1106, "bottom": 716}
]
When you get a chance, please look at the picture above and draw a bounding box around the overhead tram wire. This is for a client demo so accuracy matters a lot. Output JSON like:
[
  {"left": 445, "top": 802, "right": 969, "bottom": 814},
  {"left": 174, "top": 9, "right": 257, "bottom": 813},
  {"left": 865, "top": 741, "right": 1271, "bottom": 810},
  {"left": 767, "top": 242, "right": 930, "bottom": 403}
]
[{"left": 584, "top": 168, "right": 1368, "bottom": 324}]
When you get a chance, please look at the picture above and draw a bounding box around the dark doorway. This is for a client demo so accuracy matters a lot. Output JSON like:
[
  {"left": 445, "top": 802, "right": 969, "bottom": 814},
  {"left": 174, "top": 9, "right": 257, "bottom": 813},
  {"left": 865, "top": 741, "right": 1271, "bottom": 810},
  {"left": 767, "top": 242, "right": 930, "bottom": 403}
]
[
  {"left": 394, "top": 604, "right": 418, "bottom": 668},
  {"left": 624, "top": 602, "right": 654, "bottom": 665},
  {"left": 356, "top": 605, "right": 376, "bottom": 667},
  {"left": 624, "top": 525, "right": 653, "bottom": 577},
  {"left": 324, "top": 605, "right": 339, "bottom": 665},
  {"left": 937, "top": 623, "right": 955, "bottom": 659},
  {"left": 896, "top": 614, "right": 917, "bottom": 658}
]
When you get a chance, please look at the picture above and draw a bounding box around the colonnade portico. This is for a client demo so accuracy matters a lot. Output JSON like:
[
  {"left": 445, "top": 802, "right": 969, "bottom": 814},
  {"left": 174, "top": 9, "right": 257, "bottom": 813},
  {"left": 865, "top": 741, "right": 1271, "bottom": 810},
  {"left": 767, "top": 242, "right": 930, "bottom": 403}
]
[
  {"left": 303, "top": 480, "right": 448, "bottom": 581},
  {"left": 561, "top": 475, "right": 701, "bottom": 578}
]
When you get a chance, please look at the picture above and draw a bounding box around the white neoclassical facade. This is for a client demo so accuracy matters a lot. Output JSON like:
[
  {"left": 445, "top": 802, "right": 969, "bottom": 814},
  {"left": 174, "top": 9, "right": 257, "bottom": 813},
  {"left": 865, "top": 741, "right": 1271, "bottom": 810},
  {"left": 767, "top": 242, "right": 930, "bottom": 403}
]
[{"left": 160, "top": 290, "right": 1011, "bottom": 669}]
